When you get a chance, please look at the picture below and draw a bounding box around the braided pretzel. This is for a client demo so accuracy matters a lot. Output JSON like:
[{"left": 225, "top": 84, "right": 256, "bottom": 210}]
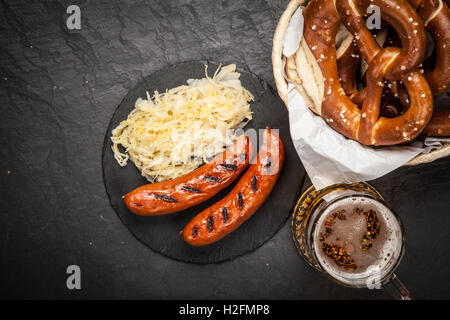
[
  {"left": 410, "top": 0, "right": 450, "bottom": 136},
  {"left": 408, "top": 0, "right": 450, "bottom": 94},
  {"left": 303, "top": 0, "right": 434, "bottom": 145},
  {"left": 337, "top": 30, "right": 396, "bottom": 112},
  {"left": 335, "top": 0, "right": 450, "bottom": 136},
  {"left": 338, "top": 32, "right": 413, "bottom": 117}
]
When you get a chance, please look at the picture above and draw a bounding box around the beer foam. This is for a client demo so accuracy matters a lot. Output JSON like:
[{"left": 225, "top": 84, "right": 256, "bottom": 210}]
[{"left": 313, "top": 196, "right": 403, "bottom": 287}]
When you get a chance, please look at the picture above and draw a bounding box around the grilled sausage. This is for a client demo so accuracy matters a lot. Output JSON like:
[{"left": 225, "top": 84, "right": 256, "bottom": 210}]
[
  {"left": 123, "top": 134, "right": 253, "bottom": 216},
  {"left": 181, "top": 127, "right": 285, "bottom": 246}
]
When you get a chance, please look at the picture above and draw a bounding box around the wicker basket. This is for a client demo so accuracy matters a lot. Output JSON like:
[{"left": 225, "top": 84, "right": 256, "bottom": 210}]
[{"left": 272, "top": 0, "right": 450, "bottom": 166}]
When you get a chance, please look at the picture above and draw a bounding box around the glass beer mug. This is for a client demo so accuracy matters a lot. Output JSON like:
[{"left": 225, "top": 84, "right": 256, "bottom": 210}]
[{"left": 292, "top": 182, "right": 412, "bottom": 299}]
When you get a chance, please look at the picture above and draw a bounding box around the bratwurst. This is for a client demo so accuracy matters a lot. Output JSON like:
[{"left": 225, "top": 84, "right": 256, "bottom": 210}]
[{"left": 123, "top": 134, "right": 253, "bottom": 216}]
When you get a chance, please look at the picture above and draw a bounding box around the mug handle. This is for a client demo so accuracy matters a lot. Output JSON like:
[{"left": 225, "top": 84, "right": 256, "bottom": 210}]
[{"left": 382, "top": 273, "right": 413, "bottom": 300}]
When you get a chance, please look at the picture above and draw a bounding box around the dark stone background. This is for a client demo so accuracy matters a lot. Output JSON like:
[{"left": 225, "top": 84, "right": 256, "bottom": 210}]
[{"left": 0, "top": 0, "right": 449, "bottom": 299}]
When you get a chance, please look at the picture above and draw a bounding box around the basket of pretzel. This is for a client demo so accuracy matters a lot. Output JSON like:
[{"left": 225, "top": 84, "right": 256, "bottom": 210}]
[{"left": 272, "top": 0, "right": 450, "bottom": 165}]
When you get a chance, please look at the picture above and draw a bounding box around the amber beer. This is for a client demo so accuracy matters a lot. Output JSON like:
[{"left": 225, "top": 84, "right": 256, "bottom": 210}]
[
  {"left": 292, "top": 183, "right": 410, "bottom": 297},
  {"left": 312, "top": 196, "right": 403, "bottom": 287}
]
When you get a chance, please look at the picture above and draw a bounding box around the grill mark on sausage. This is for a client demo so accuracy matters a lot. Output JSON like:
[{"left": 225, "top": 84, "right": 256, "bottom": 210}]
[
  {"left": 182, "top": 185, "right": 201, "bottom": 193},
  {"left": 263, "top": 156, "right": 272, "bottom": 168},
  {"left": 192, "top": 226, "right": 198, "bottom": 238},
  {"left": 152, "top": 193, "right": 178, "bottom": 203},
  {"left": 207, "top": 216, "right": 214, "bottom": 232},
  {"left": 251, "top": 175, "right": 258, "bottom": 192},
  {"left": 238, "top": 192, "right": 244, "bottom": 210},
  {"left": 263, "top": 155, "right": 272, "bottom": 173},
  {"left": 219, "top": 163, "right": 238, "bottom": 171},
  {"left": 204, "top": 175, "right": 221, "bottom": 183},
  {"left": 222, "top": 207, "right": 229, "bottom": 222},
  {"left": 133, "top": 203, "right": 143, "bottom": 207}
]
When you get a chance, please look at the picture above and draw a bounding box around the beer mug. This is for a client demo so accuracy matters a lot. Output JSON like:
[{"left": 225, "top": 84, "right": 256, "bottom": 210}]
[{"left": 292, "top": 182, "right": 412, "bottom": 299}]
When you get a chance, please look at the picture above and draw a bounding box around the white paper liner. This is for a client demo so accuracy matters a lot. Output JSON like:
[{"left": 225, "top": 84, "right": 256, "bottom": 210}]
[{"left": 283, "top": 6, "right": 304, "bottom": 57}]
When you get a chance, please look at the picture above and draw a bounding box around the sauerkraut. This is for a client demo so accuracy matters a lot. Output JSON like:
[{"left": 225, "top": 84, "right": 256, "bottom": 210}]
[{"left": 111, "top": 64, "right": 253, "bottom": 182}]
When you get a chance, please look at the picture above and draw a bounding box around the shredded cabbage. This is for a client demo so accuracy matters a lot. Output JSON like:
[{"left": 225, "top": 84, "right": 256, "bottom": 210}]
[{"left": 111, "top": 64, "right": 253, "bottom": 182}]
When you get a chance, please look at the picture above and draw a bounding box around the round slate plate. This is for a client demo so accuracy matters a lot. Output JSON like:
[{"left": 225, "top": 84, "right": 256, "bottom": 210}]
[{"left": 102, "top": 61, "right": 305, "bottom": 263}]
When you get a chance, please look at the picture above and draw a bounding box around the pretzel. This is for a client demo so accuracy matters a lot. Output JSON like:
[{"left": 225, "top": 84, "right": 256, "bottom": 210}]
[
  {"left": 424, "top": 109, "right": 450, "bottom": 135},
  {"left": 337, "top": 30, "right": 414, "bottom": 117},
  {"left": 339, "top": 0, "right": 450, "bottom": 136},
  {"left": 337, "top": 36, "right": 360, "bottom": 100},
  {"left": 409, "top": 0, "right": 450, "bottom": 136},
  {"left": 408, "top": 0, "right": 450, "bottom": 94},
  {"left": 337, "top": 29, "right": 399, "bottom": 115},
  {"left": 303, "top": 0, "right": 434, "bottom": 145},
  {"left": 386, "top": 0, "right": 450, "bottom": 136},
  {"left": 380, "top": 38, "right": 450, "bottom": 136}
]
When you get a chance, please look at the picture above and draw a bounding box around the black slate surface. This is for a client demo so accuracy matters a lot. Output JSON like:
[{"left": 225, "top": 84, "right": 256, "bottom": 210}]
[
  {"left": 103, "top": 60, "right": 304, "bottom": 263},
  {"left": 1, "top": 0, "right": 450, "bottom": 299}
]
